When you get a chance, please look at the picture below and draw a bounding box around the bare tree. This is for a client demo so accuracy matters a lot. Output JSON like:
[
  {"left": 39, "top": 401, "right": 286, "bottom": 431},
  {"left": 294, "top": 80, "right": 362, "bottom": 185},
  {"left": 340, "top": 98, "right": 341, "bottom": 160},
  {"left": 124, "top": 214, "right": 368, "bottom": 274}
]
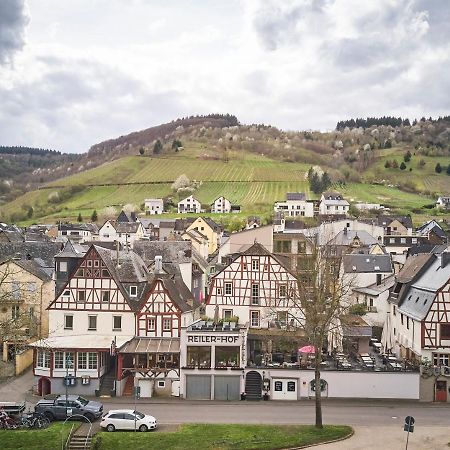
[{"left": 270, "top": 238, "right": 354, "bottom": 428}]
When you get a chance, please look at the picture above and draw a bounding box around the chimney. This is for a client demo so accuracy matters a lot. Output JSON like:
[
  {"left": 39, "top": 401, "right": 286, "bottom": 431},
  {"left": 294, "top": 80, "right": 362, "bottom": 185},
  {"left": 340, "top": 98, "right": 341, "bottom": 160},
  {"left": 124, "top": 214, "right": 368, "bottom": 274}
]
[
  {"left": 441, "top": 252, "right": 450, "bottom": 269},
  {"left": 155, "top": 255, "right": 163, "bottom": 274}
]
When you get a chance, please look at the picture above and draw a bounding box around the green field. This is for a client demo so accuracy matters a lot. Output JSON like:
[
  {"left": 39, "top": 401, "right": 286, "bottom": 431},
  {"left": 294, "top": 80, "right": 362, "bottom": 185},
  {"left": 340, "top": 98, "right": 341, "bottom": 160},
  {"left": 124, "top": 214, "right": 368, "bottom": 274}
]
[
  {"left": 93, "top": 424, "right": 353, "bottom": 450},
  {"left": 1, "top": 144, "right": 448, "bottom": 225}
]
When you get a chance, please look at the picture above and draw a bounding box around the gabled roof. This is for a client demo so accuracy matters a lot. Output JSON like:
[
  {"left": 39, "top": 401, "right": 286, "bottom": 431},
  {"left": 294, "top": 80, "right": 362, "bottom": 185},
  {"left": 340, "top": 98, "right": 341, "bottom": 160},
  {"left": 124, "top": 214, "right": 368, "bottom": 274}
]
[
  {"left": 241, "top": 242, "right": 272, "bottom": 256},
  {"left": 113, "top": 222, "right": 143, "bottom": 234},
  {"left": 396, "top": 253, "right": 434, "bottom": 283},
  {"left": 327, "top": 230, "right": 378, "bottom": 247},
  {"left": 12, "top": 259, "right": 52, "bottom": 282},
  {"left": 376, "top": 215, "right": 413, "bottom": 229},
  {"left": 59, "top": 223, "right": 98, "bottom": 232},
  {"left": 56, "top": 240, "right": 87, "bottom": 258},
  {"left": 117, "top": 210, "right": 138, "bottom": 223},
  {"left": 343, "top": 254, "right": 393, "bottom": 273},
  {"left": 322, "top": 191, "right": 343, "bottom": 200}
]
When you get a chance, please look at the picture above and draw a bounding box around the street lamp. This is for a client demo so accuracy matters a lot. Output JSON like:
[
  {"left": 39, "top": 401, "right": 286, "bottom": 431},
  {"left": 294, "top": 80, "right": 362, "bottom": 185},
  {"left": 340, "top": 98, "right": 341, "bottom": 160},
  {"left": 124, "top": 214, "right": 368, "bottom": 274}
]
[{"left": 65, "top": 353, "right": 73, "bottom": 418}]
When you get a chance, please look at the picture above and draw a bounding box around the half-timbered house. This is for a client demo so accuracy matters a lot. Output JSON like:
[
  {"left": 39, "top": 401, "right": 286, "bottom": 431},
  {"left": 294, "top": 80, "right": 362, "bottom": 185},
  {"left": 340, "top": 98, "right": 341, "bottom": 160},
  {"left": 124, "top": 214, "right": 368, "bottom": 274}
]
[
  {"left": 389, "top": 251, "right": 450, "bottom": 401},
  {"left": 31, "top": 244, "right": 198, "bottom": 398}
]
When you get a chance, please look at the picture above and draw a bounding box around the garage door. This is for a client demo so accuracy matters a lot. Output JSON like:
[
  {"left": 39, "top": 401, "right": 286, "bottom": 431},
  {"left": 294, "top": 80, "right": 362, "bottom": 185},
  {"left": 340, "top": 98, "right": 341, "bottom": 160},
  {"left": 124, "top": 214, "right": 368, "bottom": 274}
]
[
  {"left": 186, "top": 375, "right": 211, "bottom": 400},
  {"left": 214, "top": 376, "right": 240, "bottom": 401}
]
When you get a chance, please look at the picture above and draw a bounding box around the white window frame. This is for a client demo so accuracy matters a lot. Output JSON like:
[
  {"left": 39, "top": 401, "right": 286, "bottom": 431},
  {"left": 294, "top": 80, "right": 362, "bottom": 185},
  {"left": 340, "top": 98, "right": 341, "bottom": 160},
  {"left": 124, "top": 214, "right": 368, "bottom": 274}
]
[
  {"left": 147, "top": 318, "right": 156, "bottom": 331},
  {"left": 250, "top": 311, "right": 260, "bottom": 327},
  {"left": 64, "top": 314, "right": 73, "bottom": 330},
  {"left": 224, "top": 282, "right": 232, "bottom": 296},
  {"left": 37, "top": 350, "right": 50, "bottom": 369},
  {"left": 88, "top": 315, "right": 97, "bottom": 331},
  {"left": 162, "top": 318, "right": 171, "bottom": 331},
  {"left": 252, "top": 259, "right": 260, "bottom": 271},
  {"left": 251, "top": 284, "right": 260, "bottom": 305},
  {"left": 129, "top": 286, "right": 137, "bottom": 297},
  {"left": 279, "top": 284, "right": 287, "bottom": 298}
]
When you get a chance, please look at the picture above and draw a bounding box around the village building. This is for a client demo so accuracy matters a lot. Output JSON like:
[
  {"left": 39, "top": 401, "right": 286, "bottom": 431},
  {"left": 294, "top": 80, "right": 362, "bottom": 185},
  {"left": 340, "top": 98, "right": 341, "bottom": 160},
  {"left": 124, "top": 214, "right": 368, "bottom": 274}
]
[
  {"left": 97, "top": 220, "right": 146, "bottom": 249},
  {"left": 177, "top": 195, "right": 201, "bottom": 214},
  {"left": 144, "top": 199, "right": 164, "bottom": 215},
  {"left": 274, "top": 193, "right": 315, "bottom": 218},
  {"left": 318, "top": 192, "right": 350, "bottom": 216},
  {"left": 211, "top": 196, "right": 232, "bottom": 214}
]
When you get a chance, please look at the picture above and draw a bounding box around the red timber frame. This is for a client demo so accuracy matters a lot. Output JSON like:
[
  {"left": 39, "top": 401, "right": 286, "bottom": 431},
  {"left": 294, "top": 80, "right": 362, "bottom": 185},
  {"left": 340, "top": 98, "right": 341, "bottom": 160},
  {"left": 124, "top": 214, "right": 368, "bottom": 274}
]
[
  {"left": 422, "top": 283, "right": 450, "bottom": 348},
  {"left": 136, "top": 279, "right": 181, "bottom": 337}
]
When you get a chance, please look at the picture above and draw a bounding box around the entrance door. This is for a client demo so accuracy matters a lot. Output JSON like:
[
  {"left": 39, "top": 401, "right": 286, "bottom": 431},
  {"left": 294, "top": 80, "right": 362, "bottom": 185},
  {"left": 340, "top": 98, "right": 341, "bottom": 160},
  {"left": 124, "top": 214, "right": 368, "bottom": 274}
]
[
  {"left": 435, "top": 380, "right": 447, "bottom": 402},
  {"left": 38, "top": 377, "right": 51, "bottom": 396},
  {"left": 245, "top": 371, "right": 262, "bottom": 400},
  {"left": 272, "top": 379, "right": 297, "bottom": 400}
]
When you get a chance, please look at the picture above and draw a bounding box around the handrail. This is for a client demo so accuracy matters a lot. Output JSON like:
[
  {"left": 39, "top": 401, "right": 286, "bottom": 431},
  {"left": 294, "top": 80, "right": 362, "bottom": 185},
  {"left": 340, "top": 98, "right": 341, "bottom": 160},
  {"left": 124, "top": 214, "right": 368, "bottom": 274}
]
[{"left": 61, "top": 414, "right": 92, "bottom": 450}]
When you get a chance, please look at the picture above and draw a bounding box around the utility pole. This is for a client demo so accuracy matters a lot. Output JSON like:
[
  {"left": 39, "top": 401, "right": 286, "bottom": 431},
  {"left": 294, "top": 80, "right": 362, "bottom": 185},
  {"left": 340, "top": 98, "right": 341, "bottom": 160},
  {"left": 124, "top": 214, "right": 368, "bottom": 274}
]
[{"left": 65, "top": 354, "right": 73, "bottom": 418}]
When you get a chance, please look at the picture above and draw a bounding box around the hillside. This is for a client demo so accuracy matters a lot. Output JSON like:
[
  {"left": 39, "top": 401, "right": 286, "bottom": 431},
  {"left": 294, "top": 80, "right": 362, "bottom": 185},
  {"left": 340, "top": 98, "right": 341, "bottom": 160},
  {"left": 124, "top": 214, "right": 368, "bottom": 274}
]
[{"left": 1, "top": 115, "right": 449, "bottom": 225}]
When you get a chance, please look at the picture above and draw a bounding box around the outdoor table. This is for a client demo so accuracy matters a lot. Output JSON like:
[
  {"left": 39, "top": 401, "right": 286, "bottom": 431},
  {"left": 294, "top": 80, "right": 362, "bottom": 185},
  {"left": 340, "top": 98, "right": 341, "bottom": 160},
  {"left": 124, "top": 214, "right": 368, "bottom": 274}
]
[
  {"left": 360, "top": 353, "right": 370, "bottom": 358},
  {"left": 373, "top": 343, "right": 382, "bottom": 350},
  {"left": 388, "top": 356, "right": 397, "bottom": 361}
]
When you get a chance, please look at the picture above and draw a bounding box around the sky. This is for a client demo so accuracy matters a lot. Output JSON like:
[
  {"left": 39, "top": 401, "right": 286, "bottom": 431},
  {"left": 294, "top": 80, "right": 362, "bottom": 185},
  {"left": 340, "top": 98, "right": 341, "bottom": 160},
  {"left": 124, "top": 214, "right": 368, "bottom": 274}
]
[{"left": 0, "top": 0, "right": 450, "bottom": 154}]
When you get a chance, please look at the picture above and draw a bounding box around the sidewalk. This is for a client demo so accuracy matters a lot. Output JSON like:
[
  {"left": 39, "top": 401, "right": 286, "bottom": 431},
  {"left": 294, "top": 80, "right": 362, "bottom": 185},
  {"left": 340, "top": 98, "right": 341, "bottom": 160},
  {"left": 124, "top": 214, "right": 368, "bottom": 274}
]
[
  {"left": 0, "top": 369, "right": 33, "bottom": 402},
  {"left": 313, "top": 426, "right": 450, "bottom": 450}
]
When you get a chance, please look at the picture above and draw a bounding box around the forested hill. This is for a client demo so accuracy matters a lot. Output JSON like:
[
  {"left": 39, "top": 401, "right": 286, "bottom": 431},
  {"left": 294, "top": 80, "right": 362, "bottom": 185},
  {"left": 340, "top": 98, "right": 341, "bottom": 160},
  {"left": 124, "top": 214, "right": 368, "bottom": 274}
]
[{"left": 0, "top": 146, "right": 80, "bottom": 203}]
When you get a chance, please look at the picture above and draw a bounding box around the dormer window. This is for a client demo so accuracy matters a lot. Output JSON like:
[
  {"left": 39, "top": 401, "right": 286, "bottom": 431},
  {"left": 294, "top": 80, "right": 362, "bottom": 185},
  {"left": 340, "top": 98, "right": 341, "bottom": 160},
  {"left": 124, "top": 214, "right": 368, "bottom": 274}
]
[
  {"left": 59, "top": 262, "right": 67, "bottom": 273},
  {"left": 129, "top": 286, "right": 137, "bottom": 297}
]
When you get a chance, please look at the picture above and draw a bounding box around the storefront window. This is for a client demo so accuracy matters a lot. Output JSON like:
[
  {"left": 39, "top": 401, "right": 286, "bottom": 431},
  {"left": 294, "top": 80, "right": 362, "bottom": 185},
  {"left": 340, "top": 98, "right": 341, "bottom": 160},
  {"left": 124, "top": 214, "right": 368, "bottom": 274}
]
[
  {"left": 215, "top": 346, "right": 239, "bottom": 368},
  {"left": 187, "top": 346, "right": 211, "bottom": 368}
]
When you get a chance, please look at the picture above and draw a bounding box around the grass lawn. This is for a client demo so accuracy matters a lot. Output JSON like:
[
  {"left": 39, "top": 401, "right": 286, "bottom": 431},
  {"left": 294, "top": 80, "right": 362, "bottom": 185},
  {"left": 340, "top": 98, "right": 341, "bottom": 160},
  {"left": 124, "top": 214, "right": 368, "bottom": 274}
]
[
  {"left": 93, "top": 423, "right": 352, "bottom": 450},
  {"left": 0, "top": 422, "right": 80, "bottom": 450}
]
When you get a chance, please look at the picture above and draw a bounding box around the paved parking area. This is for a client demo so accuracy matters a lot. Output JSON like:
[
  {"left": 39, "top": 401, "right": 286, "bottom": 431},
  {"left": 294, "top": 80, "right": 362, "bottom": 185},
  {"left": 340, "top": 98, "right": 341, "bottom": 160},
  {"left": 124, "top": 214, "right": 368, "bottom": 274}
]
[
  {"left": 0, "top": 369, "right": 33, "bottom": 402},
  {"left": 313, "top": 426, "right": 450, "bottom": 450}
]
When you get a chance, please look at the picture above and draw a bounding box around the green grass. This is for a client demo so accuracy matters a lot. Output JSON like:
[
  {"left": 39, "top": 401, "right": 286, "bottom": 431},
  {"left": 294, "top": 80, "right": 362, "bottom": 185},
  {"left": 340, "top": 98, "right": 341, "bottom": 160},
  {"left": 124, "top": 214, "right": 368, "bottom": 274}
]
[
  {"left": 0, "top": 422, "right": 80, "bottom": 450},
  {"left": 93, "top": 424, "right": 352, "bottom": 450}
]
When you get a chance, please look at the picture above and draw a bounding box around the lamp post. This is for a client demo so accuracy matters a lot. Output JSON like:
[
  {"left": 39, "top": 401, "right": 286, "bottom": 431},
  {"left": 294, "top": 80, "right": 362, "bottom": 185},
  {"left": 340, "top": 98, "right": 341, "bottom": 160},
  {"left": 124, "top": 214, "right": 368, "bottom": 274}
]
[{"left": 65, "top": 353, "right": 73, "bottom": 418}]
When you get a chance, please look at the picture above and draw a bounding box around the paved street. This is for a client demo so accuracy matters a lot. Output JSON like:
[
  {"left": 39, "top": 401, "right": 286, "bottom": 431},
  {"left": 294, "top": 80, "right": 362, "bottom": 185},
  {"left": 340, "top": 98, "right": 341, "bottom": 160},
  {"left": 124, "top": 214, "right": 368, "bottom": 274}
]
[{"left": 2, "top": 372, "right": 450, "bottom": 449}]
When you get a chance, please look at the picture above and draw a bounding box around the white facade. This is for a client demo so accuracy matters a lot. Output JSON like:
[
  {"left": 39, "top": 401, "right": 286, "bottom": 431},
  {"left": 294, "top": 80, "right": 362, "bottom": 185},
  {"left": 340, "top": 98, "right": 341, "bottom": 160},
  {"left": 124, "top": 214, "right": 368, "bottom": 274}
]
[
  {"left": 211, "top": 197, "right": 232, "bottom": 214},
  {"left": 145, "top": 198, "right": 164, "bottom": 215},
  {"left": 97, "top": 220, "right": 146, "bottom": 248},
  {"left": 274, "top": 200, "right": 314, "bottom": 217},
  {"left": 178, "top": 195, "right": 201, "bottom": 214},
  {"left": 319, "top": 199, "right": 350, "bottom": 215}
]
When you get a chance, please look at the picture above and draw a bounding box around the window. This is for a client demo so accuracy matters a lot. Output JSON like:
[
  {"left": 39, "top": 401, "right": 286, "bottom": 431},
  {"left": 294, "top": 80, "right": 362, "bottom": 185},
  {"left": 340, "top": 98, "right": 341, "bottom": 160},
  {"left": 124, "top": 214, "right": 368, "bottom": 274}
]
[
  {"left": 129, "top": 286, "right": 137, "bottom": 297},
  {"left": 101, "top": 291, "right": 110, "bottom": 302},
  {"left": 217, "top": 288, "right": 222, "bottom": 295},
  {"left": 147, "top": 318, "right": 156, "bottom": 331},
  {"left": 59, "top": 261, "right": 67, "bottom": 272},
  {"left": 298, "top": 242, "right": 306, "bottom": 254},
  {"left": 101, "top": 269, "right": 110, "bottom": 278},
  {"left": 27, "top": 282, "right": 36, "bottom": 293},
  {"left": 252, "top": 259, "right": 259, "bottom": 271},
  {"left": 251, "top": 284, "right": 259, "bottom": 305},
  {"left": 157, "top": 380, "right": 166, "bottom": 388},
  {"left": 163, "top": 318, "right": 171, "bottom": 331},
  {"left": 279, "top": 284, "right": 287, "bottom": 298},
  {"left": 54, "top": 352, "right": 74, "bottom": 370},
  {"left": 37, "top": 350, "right": 50, "bottom": 368},
  {"left": 88, "top": 352, "right": 98, "bottom": 370},
  {"left": 223, "top": 309, "right": 233, "bottom": 319},
  {"left": 77, "top": 290, "right": 86, "bottom": 302},
  {"left": 277, "top": 311, "right": 287, "bottom": 325},
  {"left": 88, "top": 315, "right": 97, "bottom": 331},
  {"left": 369, "top": 298, "right": 374, "bottom": 307},
  {"left": 87, "top": 260, "right": 92, "bottom": 267},
  {"left": 433, "top": 353, "right": 450, "bottom": 367},
  {"left": 224, "top": 282, "right": 232, "bottom": 296},
  {"left": 441, "top": 324, "right": 450, "bottom": 340},
  {"left": 393, "top": 305, "right": 396, "bottom": 316},
  {"left": 400, "top": 314, "right": 404, "bottom": 325},
  {"left": 376, "top": 274, "right": 382, "bottom": 286},
  {"left": 64, "top": 315, "right": 73, "bottom": 330},
  {"left": 11, "top": 281, "right": 20, "bottom": 300},
  {"left": 274, "top": 240, "right": 291, "bottom": 253},
  {"left": 94, "top": 260, "right": 100, "bottom": 267},
  {"left": 287, "top": 381, "right": 296, "bottom": 392},
  {"left": 406, "top": 317, "right": 410, "bottom": 330},
  {"left": 274, "top": 381, "right": 283, "bottom": 391},
  {"left": 187, "top": 346, "right": 211, "bottom": 368},
  {"left": 113, "top": 316, "right": 122, "bottom": 331},
  {"left": 11, "top": 305, "right": 19, "bottom": 320},
  {"left": 215, "top": 346, "right": 239, "bottom": 367},
  {"left": 250, "top": 311, "right": 260, "bottom": 327},
  {"left": 78, "top": 352, "right": 87, "bottom": 369}
]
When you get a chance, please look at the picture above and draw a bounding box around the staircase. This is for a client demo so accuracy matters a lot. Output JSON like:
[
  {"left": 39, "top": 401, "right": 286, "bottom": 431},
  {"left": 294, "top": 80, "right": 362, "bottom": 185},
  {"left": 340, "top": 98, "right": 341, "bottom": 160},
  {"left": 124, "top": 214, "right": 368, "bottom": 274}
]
[
  {"left": 122, "top": 375, "right": 135, "bottom": 396},
  {"left": 245, "top": 371, "right": 262, "bottom": 400},
  {"left": 67, "top": 434, "right": 92, "bottom": 450},
  {"left": 99, "top": 371, "right": 116, "bottom": 397}
]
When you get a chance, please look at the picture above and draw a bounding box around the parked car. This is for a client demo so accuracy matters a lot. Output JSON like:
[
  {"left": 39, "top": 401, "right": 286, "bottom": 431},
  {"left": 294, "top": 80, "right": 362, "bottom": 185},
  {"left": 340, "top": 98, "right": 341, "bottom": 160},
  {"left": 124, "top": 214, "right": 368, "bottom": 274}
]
[
  {"left": 100, "top": 409, "right": 157, "bottom": 432},
  {"left": 34, "top": 395, "right": 103, "bottom": 422}
]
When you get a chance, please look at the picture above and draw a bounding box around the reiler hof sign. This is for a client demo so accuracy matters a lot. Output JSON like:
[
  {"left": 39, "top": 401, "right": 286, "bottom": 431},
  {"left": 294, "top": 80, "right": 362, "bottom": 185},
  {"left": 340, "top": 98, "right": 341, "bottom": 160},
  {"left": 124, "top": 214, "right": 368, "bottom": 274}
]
[{"left": 187, "top": 335, "right": 240, "bottom": 344}]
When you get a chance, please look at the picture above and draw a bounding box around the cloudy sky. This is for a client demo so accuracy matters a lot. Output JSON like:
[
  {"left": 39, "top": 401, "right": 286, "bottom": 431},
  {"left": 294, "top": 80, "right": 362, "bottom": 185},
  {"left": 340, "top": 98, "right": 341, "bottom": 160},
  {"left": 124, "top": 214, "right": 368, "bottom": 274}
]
[{"left": 1, "top": 0, "right": 449, "bottom": 153}]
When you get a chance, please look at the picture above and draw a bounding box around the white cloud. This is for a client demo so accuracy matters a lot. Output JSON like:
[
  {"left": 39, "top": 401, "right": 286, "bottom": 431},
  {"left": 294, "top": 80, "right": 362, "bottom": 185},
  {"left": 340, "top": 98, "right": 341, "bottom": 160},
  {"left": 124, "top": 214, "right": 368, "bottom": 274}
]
[{"left": 0, "top": 0, "right": 449, "bottom": 152}]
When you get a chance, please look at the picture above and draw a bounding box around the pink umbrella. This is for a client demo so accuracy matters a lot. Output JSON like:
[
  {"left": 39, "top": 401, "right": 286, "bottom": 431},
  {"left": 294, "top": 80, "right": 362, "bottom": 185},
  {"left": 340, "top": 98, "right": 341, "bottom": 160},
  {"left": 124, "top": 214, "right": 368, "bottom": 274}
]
[{"left": 298, "top": 345, "right": 316, "bottom": 354}]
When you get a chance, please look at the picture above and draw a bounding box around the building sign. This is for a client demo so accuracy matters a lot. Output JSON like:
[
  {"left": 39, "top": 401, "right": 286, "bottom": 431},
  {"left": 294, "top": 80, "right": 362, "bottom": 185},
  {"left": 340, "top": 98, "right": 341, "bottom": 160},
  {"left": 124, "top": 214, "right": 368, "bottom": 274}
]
[{"left": 187, "top": 335, "right": 239, "bottom": 344}]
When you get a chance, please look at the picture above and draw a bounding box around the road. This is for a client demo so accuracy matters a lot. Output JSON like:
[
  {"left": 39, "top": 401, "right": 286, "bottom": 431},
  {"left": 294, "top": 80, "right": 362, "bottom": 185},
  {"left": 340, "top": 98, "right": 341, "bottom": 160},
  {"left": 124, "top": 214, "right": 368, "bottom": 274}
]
[{"left": 102, "top": 398, "right": 450, "bottom": 427}]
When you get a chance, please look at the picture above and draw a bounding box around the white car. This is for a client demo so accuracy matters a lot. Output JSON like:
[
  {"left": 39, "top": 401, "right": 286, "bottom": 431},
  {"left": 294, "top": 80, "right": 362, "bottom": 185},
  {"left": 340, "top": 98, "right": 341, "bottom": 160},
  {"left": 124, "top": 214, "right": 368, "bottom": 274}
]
[{"left": 100, "top": 409, "right": 157, "bottom": 432}]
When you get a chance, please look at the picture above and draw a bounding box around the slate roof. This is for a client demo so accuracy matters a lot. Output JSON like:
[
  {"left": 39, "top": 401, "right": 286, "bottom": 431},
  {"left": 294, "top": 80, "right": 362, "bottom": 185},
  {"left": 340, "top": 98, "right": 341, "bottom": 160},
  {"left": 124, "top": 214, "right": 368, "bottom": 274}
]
[
  {"left": 0, "top": 241, "right": 63, "bottom": 267},
  {"left": 133, "top": 240, "right": 192, "bottom": 265},
  {"left": 322, "top": 191, "right": 344, "bottom": 200},
  {"left": 56, "top": 240, "right": 87, "bottom": 258},
  {"left": 113, "top": 222, "right": 142, "bottom": 233},
  {"left": 12, "top": 259, "right": 52, "bottom": 282},
  {"left": 376, "top": 215, "right": 413, "bottom": 229},
  {"left": 343, "top": 254, "right": 393, "bottom": 273},
  {"left": 327, "top": 230, "right": 378, "bottom": 247},
  {"left": 353, "top": 275, "right": 395, "bottom": 296},
  {"left": 286, "top": 192, "right": 306, "bottom": 201},
  {"left": 59, "top": 223, "right": 98, "bottom": 232},
  {"left": 395, "top": 253, "right": 434, "bottom": 283},
  {"left": 397, "top": 287, "right": 435, "bottom": 321}
]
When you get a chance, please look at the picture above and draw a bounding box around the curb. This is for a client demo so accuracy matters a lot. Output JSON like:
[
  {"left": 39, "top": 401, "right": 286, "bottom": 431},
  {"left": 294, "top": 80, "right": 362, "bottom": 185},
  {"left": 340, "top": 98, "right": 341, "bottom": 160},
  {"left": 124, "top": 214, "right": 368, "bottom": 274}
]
[{"left": 285, "top": 428, "right": 355, "bottom": 450}]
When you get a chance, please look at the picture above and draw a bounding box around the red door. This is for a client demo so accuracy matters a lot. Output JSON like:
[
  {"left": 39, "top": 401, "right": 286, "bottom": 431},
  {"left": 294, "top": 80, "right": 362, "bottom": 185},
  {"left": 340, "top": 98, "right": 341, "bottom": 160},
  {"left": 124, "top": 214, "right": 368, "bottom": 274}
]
[{"left": 435, "top": 381, "right": 447, "bottom": 402}]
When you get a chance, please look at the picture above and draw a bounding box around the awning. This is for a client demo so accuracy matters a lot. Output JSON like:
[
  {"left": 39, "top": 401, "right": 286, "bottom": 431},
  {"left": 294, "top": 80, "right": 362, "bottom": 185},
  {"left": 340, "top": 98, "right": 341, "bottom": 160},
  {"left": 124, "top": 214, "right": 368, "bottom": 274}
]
[
  {"left": 29, "top": 335, "right": 133, "bottom": 350},
  {"left": 119, "top": 337, "right": 180, "bottom": 354}
]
